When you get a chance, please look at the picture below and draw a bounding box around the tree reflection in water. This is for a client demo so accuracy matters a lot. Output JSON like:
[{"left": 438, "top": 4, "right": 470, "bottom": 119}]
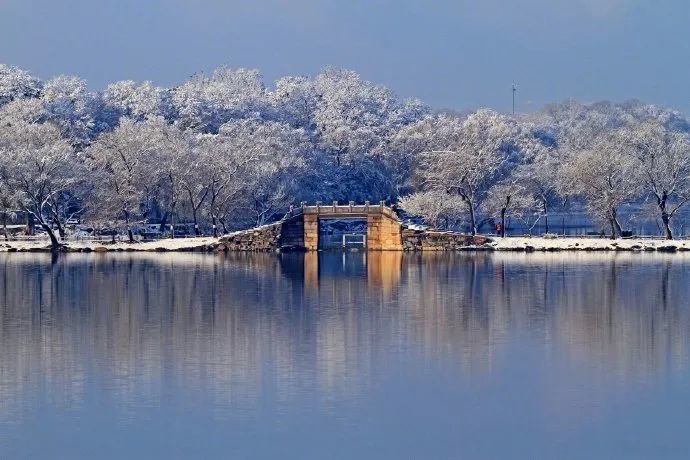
[{"left": 0, "top": 251, "right": 689, "bottom": 421}]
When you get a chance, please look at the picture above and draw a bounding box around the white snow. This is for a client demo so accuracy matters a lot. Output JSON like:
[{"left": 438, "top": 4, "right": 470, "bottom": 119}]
[
  {"left": 1, "top": 235, "right": 689, "bottom": 253},
  {"left": 0, "top": 237, "right": 220, "bottom": 252},
  {"left": 489, "top": 236, "right": 690, "bottom": 251}
]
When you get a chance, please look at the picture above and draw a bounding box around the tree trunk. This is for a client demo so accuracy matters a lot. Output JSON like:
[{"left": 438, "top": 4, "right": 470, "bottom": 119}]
[
  {"left": 124, "top": 211, "right": 135, "bottom": 243},
  {"left": 54, "top": 217, "right": 65, "bottom": 239},
  {"left": 159, "top": 212, "right": 168, "bottom": 233},
  {"left": 500, "top": 207, "right": 507, "bottom": 238},
  {"left": 467, "top": 202, "right": 477, "bottom": 236},
  {"left": 168, "top": 201, "right": 176, "bottom": 239},
  {"left": 2, "top": 212, "right": 7, "bottom": 241},
  {"left": 501, "top": 195, "right": 511, "bottom": 238},
  {"left": 40, "top": 222, "right": 60, "bottom": 250},
  {"left": 613, "top": 217, "right": 623, "bottom": 238},
  {"left": 658, "top": 192, "right": 673, "bottom": 240},
  {"left": 661, "top": 213, "right": 673, "bottom": 240},
  {"left": 609, "top": 208, "right": 623, "bottom": 240},
  {"left": 192, "top": 209, "right": 200, "bottom": 236},
  {"left": 25, "top": 213, "right": 35, "bottom": 236},
  {"left": 543, "top": 201, "right": 549, "bottom": 234},
  {"left": 210, "top": 192, "right": 219, "bottom": 238},
  {"left": 609, "top": 218, "right": 617, "bottom": 240}
]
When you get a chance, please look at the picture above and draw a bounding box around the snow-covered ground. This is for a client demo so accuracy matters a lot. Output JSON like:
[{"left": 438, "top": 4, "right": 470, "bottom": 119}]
[
  {"left": 1, "top": 235, "right": 689, "bottom": 252},
  {"left": 489, "top": 236, "right": 690, "bottom": 251},
  {"left": 0, "top": 237, "right": 220, "bottom": 252}
]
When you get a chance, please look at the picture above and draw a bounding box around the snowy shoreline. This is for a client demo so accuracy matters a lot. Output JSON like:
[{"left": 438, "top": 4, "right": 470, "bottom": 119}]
[
  {"left": 1, "top": 235, "right": 689, "bottom": 253},
  {"left": 489, "top": 236, "right": 690, "bottom": 252},
  {"left": 0, "top": 237, "right": 221, "bottom": 253}
]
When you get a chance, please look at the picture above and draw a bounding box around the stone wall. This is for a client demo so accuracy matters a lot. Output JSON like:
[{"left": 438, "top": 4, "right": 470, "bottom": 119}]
[
  {"left": 367, "top": 214, "right": 403, "bottom": 250},
  {"left": 217, "top": 222, "right": 283, "bottom": 252},
  {"left": 303, "top": 214, "right": 319, "bottom": 251},
  {"left": 278, "top": 214, "right": 305, "bottom": 249},
  {"left": 401, "top": 228, "right": 491, "bottom": 251},
  {"left": 215, "top": 218, "right": 492, "bottom": 252}
]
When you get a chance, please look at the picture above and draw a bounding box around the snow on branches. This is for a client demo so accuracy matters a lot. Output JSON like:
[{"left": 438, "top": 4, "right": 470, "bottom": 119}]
[{"left": 1, "top": 63, "right": 690, "bottom": 246}]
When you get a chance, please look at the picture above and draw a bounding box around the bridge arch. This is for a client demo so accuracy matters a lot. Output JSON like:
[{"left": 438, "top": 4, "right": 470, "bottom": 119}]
[{"left": 281, "top": 201, "right": 402, "bottom": 251}]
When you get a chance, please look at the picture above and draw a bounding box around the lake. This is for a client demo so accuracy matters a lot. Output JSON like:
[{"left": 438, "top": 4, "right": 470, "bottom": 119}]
[{"left": 0, "top": 251, "right": 689, "bottom": 459}]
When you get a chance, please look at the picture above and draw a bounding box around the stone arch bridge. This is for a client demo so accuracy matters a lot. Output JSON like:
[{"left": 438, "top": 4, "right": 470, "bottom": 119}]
[
  {"left": 217, "top": 201, "right": 490, "bottom": 252},
  {"left": 282, "top": 201, "right": 403, "bottom": 251}
]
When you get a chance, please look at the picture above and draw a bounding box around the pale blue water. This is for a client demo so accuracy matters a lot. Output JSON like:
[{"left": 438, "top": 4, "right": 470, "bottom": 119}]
[{"left": 0, "top": 251, "right": 689, "bottom": 459}]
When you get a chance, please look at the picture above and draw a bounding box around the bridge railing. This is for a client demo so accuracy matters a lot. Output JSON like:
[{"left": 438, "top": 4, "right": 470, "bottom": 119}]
[{"left": 284, "top": 201, "right": 398, "bottom": 220}]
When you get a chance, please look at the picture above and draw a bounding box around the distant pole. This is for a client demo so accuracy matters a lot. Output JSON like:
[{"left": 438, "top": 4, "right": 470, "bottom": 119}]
[{"left": 512, "top": 83, "right": 517, "bottom": 115}]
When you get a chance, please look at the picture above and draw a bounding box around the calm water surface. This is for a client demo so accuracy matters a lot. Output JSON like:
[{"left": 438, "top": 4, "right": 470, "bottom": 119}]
[{"left": 1, "top": 251, "right": 689, "bottom": 459}]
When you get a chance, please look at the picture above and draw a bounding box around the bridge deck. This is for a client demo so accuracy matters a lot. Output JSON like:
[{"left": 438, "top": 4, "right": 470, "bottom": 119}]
[{"left": 287, "top": 202, "right": 399, "bottom": 221}]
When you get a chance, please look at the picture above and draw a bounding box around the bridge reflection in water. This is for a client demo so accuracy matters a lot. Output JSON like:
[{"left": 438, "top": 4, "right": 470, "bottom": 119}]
[
  {"left": 0, "top": 251, "right": 689, "bottom": 424},
  {"left": 301, "top": 251, "right": 402, "bottom": 295}
]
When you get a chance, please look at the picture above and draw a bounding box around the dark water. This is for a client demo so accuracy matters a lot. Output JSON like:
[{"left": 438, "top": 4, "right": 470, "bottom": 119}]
[{"left": 1, "top": 252, "right": 690, "bottom": 459}]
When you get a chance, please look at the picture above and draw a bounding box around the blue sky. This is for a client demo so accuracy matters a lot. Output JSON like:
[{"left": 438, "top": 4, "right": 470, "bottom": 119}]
[{"left": 1, "top": 0, "right": 689, "bottom": 113}]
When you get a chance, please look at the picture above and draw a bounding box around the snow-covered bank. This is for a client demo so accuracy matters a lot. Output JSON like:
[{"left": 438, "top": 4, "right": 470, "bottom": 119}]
[
  {"left": 0, "top": 237, "right": 221, "bottom": 253},
  {"left": 1, "top": 235, "right": 689, "bottom": 253},
  {"left": 489, "top": 236, "right": 690, "bottom": 252}
]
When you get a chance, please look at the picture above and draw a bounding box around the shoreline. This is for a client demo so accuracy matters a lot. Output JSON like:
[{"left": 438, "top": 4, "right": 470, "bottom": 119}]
[
  {"left": 488, "top": 236, "right": 690, "bottom": 252},
  {"left": 0, "top": 237, "right": 221, "bottom": 253},
  {"left": 1, "top": 236, "right": 689, "bottom": 253}
]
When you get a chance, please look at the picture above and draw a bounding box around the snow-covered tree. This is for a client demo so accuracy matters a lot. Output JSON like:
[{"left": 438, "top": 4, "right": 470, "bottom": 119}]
[
  {"left": 398, "top": 190, "right": 466, "bottom": 230},
  {"left": 0, "top": 64, "right": 42, "bottom": 107},
  {"left": 87, "top": 117, "right": 165, "bottom": 241},
  {"left": 512, "top": 146, "right": 564, "bottom": 233},
  {"left": 173, "top": 67, "right": 267, "bottom": 133},
  {"left": 0, "top": 189, "right": 16, "bottom": 240},
  {"left": 0, "top": 98, "right": 46, "bottom": 126},
  {"left": 179, "top": 135, "right": 217, "bottom": 235},
  {"left": 41, "top": 75, "right": 98, "bottom": 148},
  {"left": 216, "top": 118, "right": 310, "bottom": 227},
  {"left": 623, "top": 122, "right": 690, "bottom": 239},
  {"left": 104, "top": 80, "right": 175, "bottom": 122},
  {"left": 558, "top": 133, "right": 641, "bottom": 239},
  {"left": 0, "top": 115, "right": 83, "bottom": 249},
  {"left": 314, "top": 68, "right": 394, "bottom": 166},
  {"left": 416, "top": 110, "right": 540, "bottom": 235},
  {"left": 535, "top": 100, "right": 631, "bottom": 152},
  {"left": 150, "top": 123, "right": 192, "bottom": 236},
  {"left": 311, "top": 68, "right": 428, "bottom": 201},
  {"left": 482, "top": 183, "right": 538, "bottom": 237},
  {"left": 387, "top": 112, "right": 436, "bottom": 198},
  {"left": 269, "top": 76, "right": 319, "bottom": 130},
  {"left": 2, "top": 62, "right": 690, "bottom": 241}
]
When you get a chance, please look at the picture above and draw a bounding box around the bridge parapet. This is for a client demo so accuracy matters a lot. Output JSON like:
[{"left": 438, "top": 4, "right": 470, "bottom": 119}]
[{"left": 285, "top": 201, "right": 399, "bottom": 220}]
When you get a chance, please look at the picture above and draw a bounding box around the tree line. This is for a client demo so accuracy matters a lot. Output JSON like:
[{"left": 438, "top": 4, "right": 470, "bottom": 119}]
[{"left": 1, "top": 63, "right": 689, "bottom": 249}]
